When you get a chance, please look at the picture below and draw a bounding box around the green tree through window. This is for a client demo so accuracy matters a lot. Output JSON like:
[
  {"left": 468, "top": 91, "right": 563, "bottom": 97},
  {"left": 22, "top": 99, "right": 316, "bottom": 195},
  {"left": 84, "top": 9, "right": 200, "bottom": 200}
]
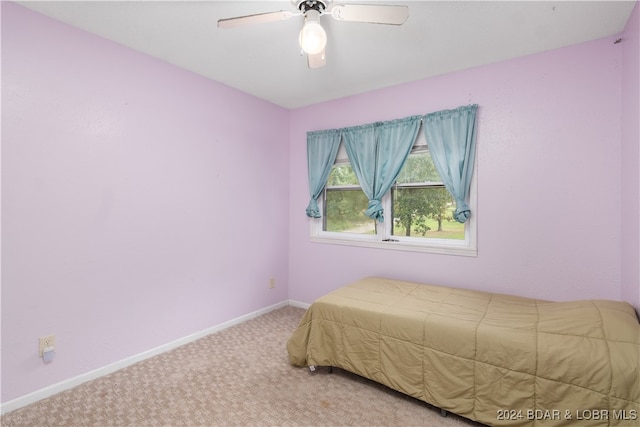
[{"left": 323, "top": 147, "right": 463, "bottom": 240}]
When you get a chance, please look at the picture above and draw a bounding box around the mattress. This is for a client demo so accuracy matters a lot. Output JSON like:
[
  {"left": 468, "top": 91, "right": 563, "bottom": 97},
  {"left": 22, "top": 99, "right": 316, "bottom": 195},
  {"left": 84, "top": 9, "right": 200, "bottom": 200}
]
[{"left": 287, "top": 277, "right": 640, "bottom": 426}]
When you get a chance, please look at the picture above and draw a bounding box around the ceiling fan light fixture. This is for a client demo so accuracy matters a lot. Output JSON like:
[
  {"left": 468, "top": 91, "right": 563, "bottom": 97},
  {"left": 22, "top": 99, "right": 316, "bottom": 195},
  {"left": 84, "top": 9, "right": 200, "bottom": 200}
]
[
  {"left": 299, "top": 10, "right": 326, "bottom": 55},
  {"left": 220, "top": 1, "right": 408, "bottom": 69}
]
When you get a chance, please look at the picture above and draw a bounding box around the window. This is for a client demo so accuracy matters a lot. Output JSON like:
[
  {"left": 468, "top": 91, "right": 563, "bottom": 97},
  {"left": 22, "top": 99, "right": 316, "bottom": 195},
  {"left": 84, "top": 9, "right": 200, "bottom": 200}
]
[
  {"left": 310, "top": 129, "right": 477, "bottom": 256},
  {"left": 323, "top": 143, "right": 376, "bottom": 235}
]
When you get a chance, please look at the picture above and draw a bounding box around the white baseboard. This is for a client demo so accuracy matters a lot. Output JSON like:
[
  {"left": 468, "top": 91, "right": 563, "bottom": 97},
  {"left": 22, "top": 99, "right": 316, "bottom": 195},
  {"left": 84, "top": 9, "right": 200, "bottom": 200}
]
[
  {"left": 288, "top": 299, "right": 311, "bottom": 309},
  {"left": 1, "top": 300, "right": 291, "bottom": 415}
]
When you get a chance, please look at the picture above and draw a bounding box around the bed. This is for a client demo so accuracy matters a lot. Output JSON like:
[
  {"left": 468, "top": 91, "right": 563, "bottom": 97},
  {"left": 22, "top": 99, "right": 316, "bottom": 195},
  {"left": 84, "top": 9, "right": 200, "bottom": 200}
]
[{"left": 286, "top": 277, "right": 640, "bottom": 426}]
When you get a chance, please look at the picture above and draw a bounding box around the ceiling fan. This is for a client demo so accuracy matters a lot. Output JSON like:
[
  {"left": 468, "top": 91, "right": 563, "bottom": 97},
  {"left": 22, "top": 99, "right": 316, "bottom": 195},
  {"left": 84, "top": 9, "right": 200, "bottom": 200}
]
[{"left": 217, "top": 0, "right": 409, "bottom": 69}]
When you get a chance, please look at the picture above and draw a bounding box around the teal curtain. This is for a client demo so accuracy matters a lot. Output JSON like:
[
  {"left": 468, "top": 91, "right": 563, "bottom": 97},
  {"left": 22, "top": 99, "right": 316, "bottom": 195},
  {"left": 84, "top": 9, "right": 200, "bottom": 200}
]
[
  {"left": 306, "top": 129, "right": 342, "bottom": 218},
  {"left": 423, "top": 104, "right": 478, "bottom": 223},
  {"left": 343, "top": 116, "right": 421, "bottom": 222}
]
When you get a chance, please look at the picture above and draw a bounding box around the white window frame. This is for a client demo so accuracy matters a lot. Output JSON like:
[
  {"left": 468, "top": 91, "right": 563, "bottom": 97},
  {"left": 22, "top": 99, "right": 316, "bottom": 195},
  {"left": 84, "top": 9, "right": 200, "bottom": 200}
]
[{"left": 309, "top": 131, "right": 477, "bottom": 257}]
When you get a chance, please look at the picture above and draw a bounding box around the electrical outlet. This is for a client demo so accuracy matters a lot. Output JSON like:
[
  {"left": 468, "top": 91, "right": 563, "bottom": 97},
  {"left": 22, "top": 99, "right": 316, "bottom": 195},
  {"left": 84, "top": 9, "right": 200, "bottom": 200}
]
[
  {"left": 39, "top": 335, "right": 56, "bottom": 357},
  {"left": 269, "top": 277, "right": 276, "bottom": 289}
]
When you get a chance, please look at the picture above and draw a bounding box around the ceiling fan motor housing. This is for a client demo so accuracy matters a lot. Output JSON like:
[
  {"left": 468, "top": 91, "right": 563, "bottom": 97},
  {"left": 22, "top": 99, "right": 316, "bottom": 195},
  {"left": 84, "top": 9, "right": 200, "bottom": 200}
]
[{"left": 293, "top": 0, "right": 329, "bottom": 13}]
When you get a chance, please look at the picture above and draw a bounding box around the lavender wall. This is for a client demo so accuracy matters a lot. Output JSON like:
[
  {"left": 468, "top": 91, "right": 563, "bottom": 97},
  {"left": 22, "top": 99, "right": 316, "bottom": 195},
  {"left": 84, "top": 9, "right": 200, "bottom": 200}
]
[
  {"left": 621, "top": 2, "right": 640, "bottom": 310},
  {"left": 2, "top": 3, "right": 290, "bottom": 403},
  {"left": 289, "top": 36, "right": 625, "bottom": 306}
]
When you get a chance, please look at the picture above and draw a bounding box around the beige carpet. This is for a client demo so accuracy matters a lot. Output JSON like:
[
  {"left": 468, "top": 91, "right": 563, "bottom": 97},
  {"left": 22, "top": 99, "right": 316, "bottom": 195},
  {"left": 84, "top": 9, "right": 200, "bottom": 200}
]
[{"left": 2, "top": 306, "right": 484, "bottom": 426}]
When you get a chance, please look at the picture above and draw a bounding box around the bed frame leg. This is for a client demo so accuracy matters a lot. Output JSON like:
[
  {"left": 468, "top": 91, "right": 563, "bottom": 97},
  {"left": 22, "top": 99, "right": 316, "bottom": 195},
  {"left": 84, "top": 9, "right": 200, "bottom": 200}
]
[
  {"left": 440, "top": 409, "right": 448, "bottom": 417},
  {"left": 328, "top": 366, "right": 333, "bottom": 374}
]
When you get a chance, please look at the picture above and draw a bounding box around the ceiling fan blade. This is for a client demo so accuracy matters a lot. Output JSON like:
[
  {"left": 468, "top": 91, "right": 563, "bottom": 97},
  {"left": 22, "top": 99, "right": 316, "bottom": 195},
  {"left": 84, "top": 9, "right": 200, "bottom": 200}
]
[
  {"left": 329, "top": 4, "right": 408, "bottom": 25},
  {"left": 307, "top": 49, "right": 326, "bottom": 69},
  {"left": 217, "top": 10, "right": 295, "bottom": 29}
]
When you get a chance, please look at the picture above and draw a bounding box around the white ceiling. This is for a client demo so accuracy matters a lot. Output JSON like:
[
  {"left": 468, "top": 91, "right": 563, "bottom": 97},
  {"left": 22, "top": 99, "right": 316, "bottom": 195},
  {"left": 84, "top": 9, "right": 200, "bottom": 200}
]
[{"left": 17, "top": 1, "right": 636, "bottom": 109}]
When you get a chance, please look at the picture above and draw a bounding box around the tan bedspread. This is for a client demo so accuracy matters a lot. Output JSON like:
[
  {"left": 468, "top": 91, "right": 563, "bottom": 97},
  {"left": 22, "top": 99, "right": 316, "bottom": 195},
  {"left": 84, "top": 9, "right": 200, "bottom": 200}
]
[{"left": 287, "top": 277, "right": 640, "bottom": 426}]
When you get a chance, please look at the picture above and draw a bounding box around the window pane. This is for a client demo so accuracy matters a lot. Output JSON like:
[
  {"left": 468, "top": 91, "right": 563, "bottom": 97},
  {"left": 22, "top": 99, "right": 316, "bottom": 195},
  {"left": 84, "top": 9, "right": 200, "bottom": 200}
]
[
  {"left": 392, "top": 187, "right": 464, "bottom": 239},
  {"left": 324, "top": 189, "right": 376, "bottom": 234},
  {"left": 327, "top": 164, "right": 359, "bottom": 186},
  {"left": 396, "top": 151, "right": 441, "bottom": 183}
]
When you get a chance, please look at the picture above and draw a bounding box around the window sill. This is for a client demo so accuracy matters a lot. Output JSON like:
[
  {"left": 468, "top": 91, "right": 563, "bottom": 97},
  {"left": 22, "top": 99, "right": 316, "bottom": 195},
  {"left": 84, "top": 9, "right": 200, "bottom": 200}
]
[{"left": 310, "top": 235, "right": 477, "bottom": 257}]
